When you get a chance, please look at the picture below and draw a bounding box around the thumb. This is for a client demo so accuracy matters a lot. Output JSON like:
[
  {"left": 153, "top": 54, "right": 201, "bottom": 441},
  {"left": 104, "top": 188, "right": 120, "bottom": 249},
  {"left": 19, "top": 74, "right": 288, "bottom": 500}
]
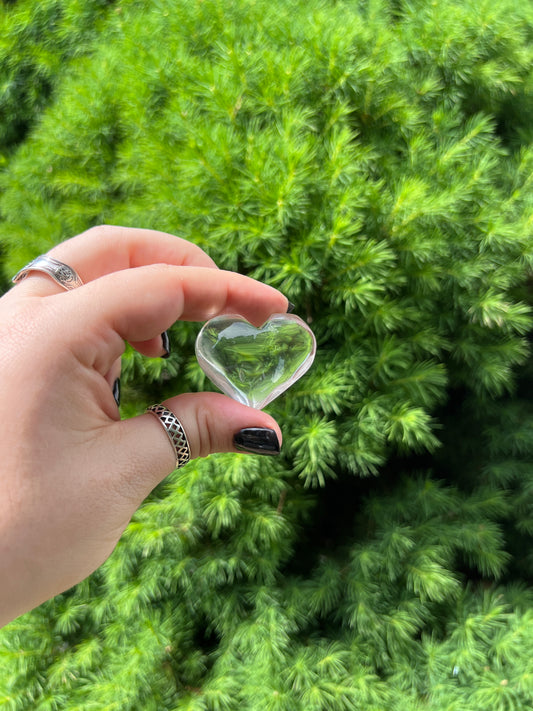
[{"left": 113, "top": 393, "right": 282, "bottom": 501}]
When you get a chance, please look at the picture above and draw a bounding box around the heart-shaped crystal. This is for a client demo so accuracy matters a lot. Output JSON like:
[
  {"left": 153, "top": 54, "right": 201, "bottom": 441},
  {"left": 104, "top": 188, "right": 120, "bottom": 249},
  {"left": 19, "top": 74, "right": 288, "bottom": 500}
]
[{"left": 195, "top": 313, "right": 316, "bottom": 409}]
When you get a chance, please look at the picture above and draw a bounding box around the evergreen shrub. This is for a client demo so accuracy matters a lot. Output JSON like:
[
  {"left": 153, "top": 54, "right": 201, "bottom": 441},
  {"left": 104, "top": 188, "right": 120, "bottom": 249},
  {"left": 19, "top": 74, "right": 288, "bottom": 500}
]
[{"left": 1, "top": 0, "right": 533, "bottom": 708}]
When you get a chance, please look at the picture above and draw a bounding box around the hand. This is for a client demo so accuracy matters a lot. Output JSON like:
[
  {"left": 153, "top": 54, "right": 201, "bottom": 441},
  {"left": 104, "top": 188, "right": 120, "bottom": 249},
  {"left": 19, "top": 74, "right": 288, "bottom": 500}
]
[{"left": 0, "top": 226, "right": 288, "bottom": 627}]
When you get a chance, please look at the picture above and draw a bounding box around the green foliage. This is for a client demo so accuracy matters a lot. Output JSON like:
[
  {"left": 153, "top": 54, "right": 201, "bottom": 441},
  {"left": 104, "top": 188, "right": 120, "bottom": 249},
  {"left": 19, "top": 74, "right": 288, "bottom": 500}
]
[
  {"left": 0, "top": 0, "right": 118, "bottom": 157},
  {"left": 1, "top": 0, "right": 533, "bottom": 708}
]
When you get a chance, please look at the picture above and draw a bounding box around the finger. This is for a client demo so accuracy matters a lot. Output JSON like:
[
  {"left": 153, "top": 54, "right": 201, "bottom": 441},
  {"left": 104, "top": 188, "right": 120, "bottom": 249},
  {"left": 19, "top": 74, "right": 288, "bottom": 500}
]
[
  {"left": 12, "top": 225, "right": 218, "bottom": 298},
  {"left": 127, "top": 333, "right": 170, "bottom": 359},
  {"left": 57, "top": 264, "right": 289, "bottom": 373},
  {"left": 109, "top": 393, "right": 282, "bottom": 502},
  {"left": 104, "top": 357, "right": 122, "bottom": 406}
]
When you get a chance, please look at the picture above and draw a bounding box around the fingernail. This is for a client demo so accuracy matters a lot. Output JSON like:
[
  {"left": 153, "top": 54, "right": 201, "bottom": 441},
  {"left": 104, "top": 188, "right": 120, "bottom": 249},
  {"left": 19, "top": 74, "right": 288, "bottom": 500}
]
[
  {"left": 287, "top": 301, "right": 295, "bottom": 313},
  {"left": 161, "top": 331, "right": 171, "bottom": 358},
  {"left": 112, "top": 378, "right": 121, "bottom": 407},
  {"left": 233, "top": 428, "right": 280, "bottom": 456}
]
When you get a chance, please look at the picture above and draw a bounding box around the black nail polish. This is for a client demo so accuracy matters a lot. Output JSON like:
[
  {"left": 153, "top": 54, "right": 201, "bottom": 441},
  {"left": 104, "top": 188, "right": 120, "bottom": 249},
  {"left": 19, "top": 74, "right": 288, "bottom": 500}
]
[
  {"left": 161, "top": 331, "right": 171, "bottom": 358},
  {"left": 233, "top": 428, "right": 280, "bottom": 456},
  {"left": 287, "top": 301, "right": 295, "bottom": 314},
  {"left": 112, "top": 378, "right": 121, "bottom": 407}
]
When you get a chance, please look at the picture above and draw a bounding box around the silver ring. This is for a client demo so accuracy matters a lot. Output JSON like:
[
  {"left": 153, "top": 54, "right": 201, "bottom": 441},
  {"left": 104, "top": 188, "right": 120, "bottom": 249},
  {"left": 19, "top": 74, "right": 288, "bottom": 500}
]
[
  {"left": 146, "top": 404, "right": 191, "bottom": 469},
  {"left": 12, "top": 255, "right": 83, "bottom": 291}
]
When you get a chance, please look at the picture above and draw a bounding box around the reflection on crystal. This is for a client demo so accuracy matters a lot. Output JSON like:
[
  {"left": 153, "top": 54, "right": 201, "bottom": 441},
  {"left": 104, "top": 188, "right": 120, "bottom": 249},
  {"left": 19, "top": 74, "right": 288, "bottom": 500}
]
[{"left": 195, "top": 314, "right": 316, "bottom": 409}]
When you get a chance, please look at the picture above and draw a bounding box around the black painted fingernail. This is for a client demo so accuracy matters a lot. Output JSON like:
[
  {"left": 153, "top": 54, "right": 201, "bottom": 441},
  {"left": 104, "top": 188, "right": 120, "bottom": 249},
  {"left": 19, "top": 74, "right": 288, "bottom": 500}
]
[
  {"left": 287, "top": 301, "right": 295, "bottom": 313},
  {"left": 233, "top": 428, "right": 280, "bottom": 456},
  {"left": 161, "top": 331, "right": 171, "bottom": 358},
  {"left": 112, "top": 378, "right": 121, "bottom": 407}
]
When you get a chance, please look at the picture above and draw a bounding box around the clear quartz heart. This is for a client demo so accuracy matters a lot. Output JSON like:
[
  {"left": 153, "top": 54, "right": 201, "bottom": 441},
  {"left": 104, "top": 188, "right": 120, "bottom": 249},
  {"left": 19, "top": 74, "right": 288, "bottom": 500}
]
[{"left": 195, "top": 313, "right": 316, "bottom": 409}]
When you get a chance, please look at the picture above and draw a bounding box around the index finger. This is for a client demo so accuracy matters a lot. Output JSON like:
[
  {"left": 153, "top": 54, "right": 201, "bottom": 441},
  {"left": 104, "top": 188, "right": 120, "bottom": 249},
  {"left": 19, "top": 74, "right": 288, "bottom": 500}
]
[
  {"left": 55, "top": 265, "right": 290, "bottom": 373},
  {"left": 12, "top": 225, "right": 218, "bottom": 298}
]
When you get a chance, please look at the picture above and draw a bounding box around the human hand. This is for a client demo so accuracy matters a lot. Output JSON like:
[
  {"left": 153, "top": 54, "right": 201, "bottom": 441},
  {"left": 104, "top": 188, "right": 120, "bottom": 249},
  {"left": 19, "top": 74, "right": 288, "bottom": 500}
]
[{"left": 0, "top": 226, "right": 289, "bottom": 627}]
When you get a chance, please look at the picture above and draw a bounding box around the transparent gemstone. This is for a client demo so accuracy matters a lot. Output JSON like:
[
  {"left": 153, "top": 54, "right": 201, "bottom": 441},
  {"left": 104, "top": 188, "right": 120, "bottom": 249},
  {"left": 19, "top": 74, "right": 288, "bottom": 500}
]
[{"left": 195, "top": 313, "right": 316, "bottom": 409}]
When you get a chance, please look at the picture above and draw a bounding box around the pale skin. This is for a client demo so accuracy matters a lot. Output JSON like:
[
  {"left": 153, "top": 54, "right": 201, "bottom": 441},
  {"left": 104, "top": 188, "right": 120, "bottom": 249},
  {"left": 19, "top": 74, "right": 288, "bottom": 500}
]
[{"left": 0, "top": 225, "right": 287, "bottom": 627}]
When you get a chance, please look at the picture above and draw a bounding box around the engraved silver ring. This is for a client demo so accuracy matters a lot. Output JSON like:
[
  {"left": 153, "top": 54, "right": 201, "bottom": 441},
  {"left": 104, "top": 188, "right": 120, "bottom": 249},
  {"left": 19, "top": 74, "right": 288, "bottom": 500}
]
[
  {"left": 12, "top": 255, "right": 84, "bottom": 291},
  {"left": 146, "top": 404, "right": 191, "bottom": 469}
]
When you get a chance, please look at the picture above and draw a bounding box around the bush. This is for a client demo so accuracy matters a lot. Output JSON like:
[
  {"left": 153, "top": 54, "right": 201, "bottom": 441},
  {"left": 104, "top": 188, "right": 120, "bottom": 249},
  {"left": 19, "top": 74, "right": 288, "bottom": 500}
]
[{"left": 1, "top": 0, "right": 533, "bottom": 708}]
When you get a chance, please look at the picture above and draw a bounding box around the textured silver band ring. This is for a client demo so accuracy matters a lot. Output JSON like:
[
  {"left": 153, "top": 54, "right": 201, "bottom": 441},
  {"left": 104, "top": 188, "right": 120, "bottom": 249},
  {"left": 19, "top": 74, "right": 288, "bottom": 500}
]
[
  {"left": 12, "top": 255, "right": 84, "bottom": 291},
  {"left": 146, "top": 404, "right": 191, "bottom": 469}
]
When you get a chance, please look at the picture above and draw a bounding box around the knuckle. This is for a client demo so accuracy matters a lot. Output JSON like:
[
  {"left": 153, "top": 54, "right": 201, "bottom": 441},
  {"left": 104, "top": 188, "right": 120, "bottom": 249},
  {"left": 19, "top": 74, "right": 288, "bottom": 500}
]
[
  {"left": 85, "top": 224, "right": 109, "bottom": 238},
  {"left": 84, "top": 224, "right": 121, "bottom": 243},
  {"left": 194, "top": 402, "right": 215, "bottom": 459}
]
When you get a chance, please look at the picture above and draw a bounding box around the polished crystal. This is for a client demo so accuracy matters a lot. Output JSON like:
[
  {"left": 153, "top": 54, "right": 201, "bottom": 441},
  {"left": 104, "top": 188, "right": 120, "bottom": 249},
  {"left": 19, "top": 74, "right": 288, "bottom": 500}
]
[{"left": 195, "top": 313, "right": 316, "bottom": 409}]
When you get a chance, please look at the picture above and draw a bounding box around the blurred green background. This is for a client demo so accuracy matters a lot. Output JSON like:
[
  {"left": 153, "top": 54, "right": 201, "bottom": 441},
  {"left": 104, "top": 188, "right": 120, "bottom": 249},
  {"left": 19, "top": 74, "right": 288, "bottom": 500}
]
[{"left": 1, "top": 1, "right": 533, "bottom": 709}]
